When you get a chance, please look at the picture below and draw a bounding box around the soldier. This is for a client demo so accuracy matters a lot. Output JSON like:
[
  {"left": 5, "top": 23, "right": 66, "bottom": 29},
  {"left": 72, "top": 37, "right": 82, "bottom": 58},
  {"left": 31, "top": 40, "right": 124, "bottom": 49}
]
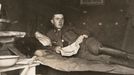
[{"left": 35, "top": 13, "right": 134, "bottom": 64}]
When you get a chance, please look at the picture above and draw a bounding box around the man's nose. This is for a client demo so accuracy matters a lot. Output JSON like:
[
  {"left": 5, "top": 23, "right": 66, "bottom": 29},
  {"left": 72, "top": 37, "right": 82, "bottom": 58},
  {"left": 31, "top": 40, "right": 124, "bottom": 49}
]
[{"left": 59, "top": 20, "right": 62, "bottom": 23}]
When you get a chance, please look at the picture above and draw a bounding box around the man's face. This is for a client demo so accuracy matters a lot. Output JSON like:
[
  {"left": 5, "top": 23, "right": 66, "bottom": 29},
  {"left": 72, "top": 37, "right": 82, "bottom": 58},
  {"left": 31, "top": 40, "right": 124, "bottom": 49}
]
[{"left": 51, "top": 14, "right": 64, "bottom": 29}]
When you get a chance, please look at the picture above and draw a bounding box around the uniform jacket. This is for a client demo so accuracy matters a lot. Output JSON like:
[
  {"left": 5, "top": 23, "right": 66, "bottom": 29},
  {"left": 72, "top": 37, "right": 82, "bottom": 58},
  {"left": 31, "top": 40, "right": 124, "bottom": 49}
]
[{"left": 46, "top": 26, "right": 104, "bottom": 61}]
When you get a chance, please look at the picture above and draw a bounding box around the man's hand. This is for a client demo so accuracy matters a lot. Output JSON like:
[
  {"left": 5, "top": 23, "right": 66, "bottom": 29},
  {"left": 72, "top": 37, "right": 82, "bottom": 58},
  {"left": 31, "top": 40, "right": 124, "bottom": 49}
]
[
  {"left": 55, "top": 46, "right": 62, "bottom": 53},
  {"left": 75, "top": 34, "right": 88, "bottom": 45},
  {"left": 34, "top": 50, "right": 45, "bottom": 57},
  {"left": 83, "top": 34, "right": 88, "bottom": 38}
]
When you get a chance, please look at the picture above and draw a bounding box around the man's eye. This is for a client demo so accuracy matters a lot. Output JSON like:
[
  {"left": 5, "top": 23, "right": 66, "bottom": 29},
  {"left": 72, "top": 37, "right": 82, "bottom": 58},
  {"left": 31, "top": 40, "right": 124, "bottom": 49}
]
[{"left": 55, "top": 18, "right": 63, "bottom": 20}]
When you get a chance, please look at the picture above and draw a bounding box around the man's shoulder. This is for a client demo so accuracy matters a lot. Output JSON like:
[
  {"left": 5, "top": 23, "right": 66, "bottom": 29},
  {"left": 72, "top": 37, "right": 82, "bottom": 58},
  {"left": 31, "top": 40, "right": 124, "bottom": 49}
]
[{"left": 47, "top": 29, "right": 54, "bottom": 35}]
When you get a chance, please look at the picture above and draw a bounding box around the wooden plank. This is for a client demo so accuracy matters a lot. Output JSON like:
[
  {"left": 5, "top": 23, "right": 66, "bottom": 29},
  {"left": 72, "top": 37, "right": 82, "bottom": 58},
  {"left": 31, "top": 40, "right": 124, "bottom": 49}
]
[
  {"left": 0, "top": 63, "right": 39, "bottom": 73},
  {"left": 7, "top": 44, "right": 26, "bottom": 59}
]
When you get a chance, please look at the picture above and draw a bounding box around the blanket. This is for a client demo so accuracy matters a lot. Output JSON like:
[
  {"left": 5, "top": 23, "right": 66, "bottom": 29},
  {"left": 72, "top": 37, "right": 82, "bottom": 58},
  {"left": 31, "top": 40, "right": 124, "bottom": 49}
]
[{"left": 37, "top": 50, "right": 134, "bottom": 74}]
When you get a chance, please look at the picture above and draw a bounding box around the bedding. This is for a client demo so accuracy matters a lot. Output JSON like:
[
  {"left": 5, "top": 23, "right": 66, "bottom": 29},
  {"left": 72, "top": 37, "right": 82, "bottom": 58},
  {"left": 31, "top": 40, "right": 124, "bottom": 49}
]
[{"left": 36, "top": 50, "right": 134, "bottom": 74}]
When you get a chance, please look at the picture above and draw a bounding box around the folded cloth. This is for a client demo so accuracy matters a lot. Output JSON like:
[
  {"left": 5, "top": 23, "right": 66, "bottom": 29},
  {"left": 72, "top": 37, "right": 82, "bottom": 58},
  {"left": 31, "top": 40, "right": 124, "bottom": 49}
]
[
  {"left": 61, "top": 42, "right": 80, "bottom": 56},
  {"left": 61, "top": 35, "right": 87, "bottom": 56}
]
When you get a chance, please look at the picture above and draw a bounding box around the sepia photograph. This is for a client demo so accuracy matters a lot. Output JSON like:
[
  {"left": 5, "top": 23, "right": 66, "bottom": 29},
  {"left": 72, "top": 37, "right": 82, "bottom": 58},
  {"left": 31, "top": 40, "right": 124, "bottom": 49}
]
[{"left": 0, "top": 0, "right": 134, "bottom": 75}]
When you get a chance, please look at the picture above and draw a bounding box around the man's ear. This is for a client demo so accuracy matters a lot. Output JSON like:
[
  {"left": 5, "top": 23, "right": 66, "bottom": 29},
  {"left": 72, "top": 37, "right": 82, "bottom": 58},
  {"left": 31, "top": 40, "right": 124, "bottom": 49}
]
[{"left": 51, "top": 19, "right": 54, "bottom": 24}]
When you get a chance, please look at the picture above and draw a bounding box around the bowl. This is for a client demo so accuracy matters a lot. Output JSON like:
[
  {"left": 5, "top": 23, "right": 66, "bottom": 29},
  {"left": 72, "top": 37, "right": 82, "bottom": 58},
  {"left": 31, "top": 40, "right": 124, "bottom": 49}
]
[{"left": 0, "top": 55, "right": 19, "bottom": 67}]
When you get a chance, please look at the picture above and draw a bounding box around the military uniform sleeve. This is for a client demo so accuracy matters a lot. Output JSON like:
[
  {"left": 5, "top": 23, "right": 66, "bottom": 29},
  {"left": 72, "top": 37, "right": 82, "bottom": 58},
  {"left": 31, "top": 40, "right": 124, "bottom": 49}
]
[{"left": 46, "top": 30, "right": 59, "bottom": 51}]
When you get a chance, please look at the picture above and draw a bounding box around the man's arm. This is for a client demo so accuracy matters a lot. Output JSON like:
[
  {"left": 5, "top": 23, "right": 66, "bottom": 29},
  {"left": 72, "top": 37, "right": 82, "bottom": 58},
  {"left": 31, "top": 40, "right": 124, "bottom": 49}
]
[
  {"left": 59, "top": 34, "right": 88, "bottom": 56},
  {"left": 35, "top": 31, "right": 63, "bottom": 53}
]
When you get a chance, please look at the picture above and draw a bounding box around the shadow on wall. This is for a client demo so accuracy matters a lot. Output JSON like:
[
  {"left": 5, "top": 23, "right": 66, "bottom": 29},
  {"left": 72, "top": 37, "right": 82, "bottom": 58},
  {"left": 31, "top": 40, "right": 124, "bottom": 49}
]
[{"left": 63, "top": 0, "right": 128, "bottom": 50}]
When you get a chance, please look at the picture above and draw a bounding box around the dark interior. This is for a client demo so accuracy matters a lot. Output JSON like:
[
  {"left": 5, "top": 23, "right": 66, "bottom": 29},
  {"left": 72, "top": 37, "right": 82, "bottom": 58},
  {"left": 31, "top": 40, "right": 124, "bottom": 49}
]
[
  {"left": 4, "top": 0, "right": 134, "bottom": 52},
  {"left": 1, "top": 0, "right": 134, "bottom": 75}
]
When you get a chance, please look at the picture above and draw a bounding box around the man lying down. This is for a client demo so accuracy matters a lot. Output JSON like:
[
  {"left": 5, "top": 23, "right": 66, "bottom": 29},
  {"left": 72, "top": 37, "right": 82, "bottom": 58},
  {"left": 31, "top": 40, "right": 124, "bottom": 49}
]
[
  {"left": 32, "top": 13, "right": 134, "bottom": 73},
  {"left": 15, "top": 13, "right": 134, "bottom": 74}
]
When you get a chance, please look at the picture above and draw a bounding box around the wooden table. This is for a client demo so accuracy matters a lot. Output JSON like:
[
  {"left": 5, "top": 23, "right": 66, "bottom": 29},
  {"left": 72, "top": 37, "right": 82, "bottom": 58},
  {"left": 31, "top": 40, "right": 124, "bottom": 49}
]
[{"left": 0, "top": 62, "right": 40, "bottom": 75}]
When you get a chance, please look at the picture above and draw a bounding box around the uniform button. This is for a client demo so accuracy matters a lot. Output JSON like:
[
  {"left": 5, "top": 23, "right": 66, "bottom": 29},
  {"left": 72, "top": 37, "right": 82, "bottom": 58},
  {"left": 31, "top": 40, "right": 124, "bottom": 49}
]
[{"left": 62, "top": 40, "right": 64, "bottom": 42}]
